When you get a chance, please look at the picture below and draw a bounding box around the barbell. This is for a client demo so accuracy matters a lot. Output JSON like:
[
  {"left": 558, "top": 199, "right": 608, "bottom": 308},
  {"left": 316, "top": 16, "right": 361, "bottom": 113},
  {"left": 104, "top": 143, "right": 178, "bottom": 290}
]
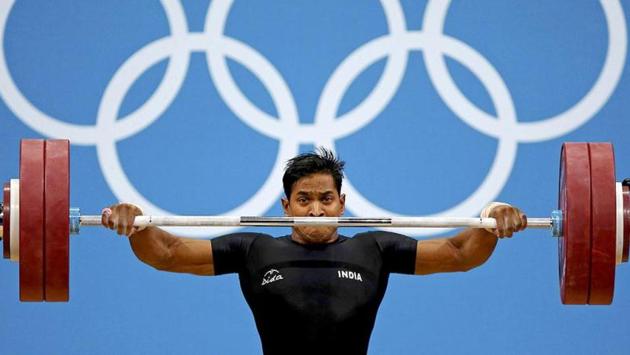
[{"left": 0, "top": 139, "right": 628, "bottom": 305}]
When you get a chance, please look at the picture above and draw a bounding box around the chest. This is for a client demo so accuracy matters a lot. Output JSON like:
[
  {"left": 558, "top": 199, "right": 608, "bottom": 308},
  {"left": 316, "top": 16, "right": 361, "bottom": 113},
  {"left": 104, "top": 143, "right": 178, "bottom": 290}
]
[{"left": 240, "top": 240, "right": 387, "bottom": 312}]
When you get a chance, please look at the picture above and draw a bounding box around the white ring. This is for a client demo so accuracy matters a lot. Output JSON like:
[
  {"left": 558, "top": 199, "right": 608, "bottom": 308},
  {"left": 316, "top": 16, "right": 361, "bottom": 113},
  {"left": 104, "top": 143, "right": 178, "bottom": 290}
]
[
  {"left": 95, "top": 34, "right": 301, "bottom": 237},
  {"left": 616, "top": 182, "right": 623, "bottom": 265},
  {"left": 9, "top": 179, "right": 19, "bottom": 262},
  {"left": 316, "top": 32, "right": 518, "bottom": 236},
  {"left": 421, "top": 0, "right": 627, "bottom": 142},
  {"left": 314, "top": 1, "right": 409, "bottom": 140},
  {"left": 0, "top": 0, "right": 190, "bottom": 145}
]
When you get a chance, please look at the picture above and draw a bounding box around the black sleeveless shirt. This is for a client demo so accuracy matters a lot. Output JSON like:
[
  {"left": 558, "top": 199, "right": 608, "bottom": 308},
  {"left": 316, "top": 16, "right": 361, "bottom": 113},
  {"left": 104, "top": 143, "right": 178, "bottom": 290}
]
[{"left": 211, "top": 231, "right": 417, "bottom": 355}]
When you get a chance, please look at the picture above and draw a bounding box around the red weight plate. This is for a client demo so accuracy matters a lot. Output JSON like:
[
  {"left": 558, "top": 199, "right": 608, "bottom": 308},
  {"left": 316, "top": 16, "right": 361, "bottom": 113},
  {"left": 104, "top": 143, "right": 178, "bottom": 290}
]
[
  {"left": 3, "top": 182, "right": 9, "bottom": 259},
  {"left": 19, "top": 139, "right": 45, "bottom": 302},
  {"left": 44, "top": 140, "right": 70, "bottom": 302},
  {"left": 587, "top": 143, "right": 616, "bottom": 305},
  {"left": 623, "top": 185, "right": 629, "bottom": 262},
  {"left": 558, "top": 143, "right": 591, "bottom": 305}
]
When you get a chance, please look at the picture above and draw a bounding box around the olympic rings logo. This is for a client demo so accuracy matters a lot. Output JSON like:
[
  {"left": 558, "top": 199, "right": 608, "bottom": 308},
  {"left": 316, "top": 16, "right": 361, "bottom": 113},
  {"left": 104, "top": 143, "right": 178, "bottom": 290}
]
[{"left": 0, "top": 0, "right": 626, "bottom": 237}]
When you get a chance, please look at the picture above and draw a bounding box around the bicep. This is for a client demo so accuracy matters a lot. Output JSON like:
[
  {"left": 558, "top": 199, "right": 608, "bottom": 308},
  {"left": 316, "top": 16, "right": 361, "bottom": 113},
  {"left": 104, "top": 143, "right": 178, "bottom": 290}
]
[
  {"left": 415, "top": 239, "right": 466, "bottom": 275},
  {"left": 163, "top": 238, "right": 214, "bottom": 276}
]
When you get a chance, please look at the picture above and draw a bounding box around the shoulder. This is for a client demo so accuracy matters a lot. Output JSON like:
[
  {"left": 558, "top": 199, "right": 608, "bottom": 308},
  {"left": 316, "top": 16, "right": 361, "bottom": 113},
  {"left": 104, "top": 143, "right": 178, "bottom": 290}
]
[
  {"left": 211, "top": 232, "right": 272, "bottom": 249},
  {"left": 214, "top": 232, "right": 272, "bottom": 240},
  {"left": 354, "top": 230, "right": 408, "bottom": 237},
  {"left": 353, "top": 230, "right": 417, "bottom": 250},
  {"left": 353, "top": 230, "right": 411, "bottom": 241}
]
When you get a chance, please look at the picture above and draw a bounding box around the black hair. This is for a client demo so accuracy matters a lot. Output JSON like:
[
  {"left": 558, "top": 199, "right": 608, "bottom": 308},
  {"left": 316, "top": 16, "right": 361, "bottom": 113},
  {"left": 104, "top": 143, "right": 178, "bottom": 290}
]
[{"left": 282, "top": 147, "right": 345, "bottom": 198}]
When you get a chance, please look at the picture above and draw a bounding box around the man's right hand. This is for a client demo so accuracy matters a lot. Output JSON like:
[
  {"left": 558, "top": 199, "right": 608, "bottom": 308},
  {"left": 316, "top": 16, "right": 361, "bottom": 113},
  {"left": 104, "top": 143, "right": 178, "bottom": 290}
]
[{"left": 101, "top": 203, "right": 146, "bottom": 237}]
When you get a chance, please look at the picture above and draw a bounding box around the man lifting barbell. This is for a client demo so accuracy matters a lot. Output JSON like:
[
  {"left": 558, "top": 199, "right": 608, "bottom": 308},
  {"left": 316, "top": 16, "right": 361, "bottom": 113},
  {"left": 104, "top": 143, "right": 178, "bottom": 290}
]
[
  {"left": 2, "top": 139, "right": 627, "bottom": 351},
  {"left": 101, "top": 148, "right": 527, "bottom": 355}
]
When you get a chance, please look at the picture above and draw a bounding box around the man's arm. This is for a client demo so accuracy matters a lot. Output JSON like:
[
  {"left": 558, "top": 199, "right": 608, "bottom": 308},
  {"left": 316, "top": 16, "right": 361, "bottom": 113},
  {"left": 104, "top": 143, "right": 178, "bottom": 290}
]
[
  {"left": 102, "top": 204, "right": 215, "bottom": 276},
  {"left": 415, "top": 204, "right": 526, "bottom": 275}
]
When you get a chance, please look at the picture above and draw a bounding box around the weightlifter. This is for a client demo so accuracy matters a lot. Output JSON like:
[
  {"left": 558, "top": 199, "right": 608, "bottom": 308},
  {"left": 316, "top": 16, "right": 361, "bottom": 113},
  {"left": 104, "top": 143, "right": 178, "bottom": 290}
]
[{"left": 101, "top": 149, "right": 527, "bottom": 355}]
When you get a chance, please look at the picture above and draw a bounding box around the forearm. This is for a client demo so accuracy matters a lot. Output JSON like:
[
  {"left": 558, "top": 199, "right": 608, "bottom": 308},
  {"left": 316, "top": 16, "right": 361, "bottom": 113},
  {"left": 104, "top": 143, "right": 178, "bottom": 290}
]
[
  {"left": 128, "top": 226, "right": 180, "bottom": 270},
  {"left": 449, "top": 228, "right": 498, "bottom": 271}
]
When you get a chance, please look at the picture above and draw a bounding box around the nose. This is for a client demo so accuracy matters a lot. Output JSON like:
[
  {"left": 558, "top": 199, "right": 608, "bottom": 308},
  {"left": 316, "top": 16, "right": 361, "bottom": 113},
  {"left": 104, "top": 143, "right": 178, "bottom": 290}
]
[{"left": 309, "top": 202, "right": 325, "bottom": 217}]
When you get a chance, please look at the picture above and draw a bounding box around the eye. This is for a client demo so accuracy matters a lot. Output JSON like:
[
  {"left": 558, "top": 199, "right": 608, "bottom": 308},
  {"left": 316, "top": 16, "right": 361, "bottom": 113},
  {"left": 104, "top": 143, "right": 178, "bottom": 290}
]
[{"left": 297, "top": 197, "right": 308, "bottom": 203}]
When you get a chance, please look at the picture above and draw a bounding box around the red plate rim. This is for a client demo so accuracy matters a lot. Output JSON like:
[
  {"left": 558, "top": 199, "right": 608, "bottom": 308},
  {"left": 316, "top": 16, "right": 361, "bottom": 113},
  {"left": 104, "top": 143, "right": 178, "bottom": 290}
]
[
  {"left": 3, "top": 182, "right": 10, "bottom": 259},
  {"left": 19, "top": 139, "right": 46, "bottom": 302},
  {"left": 587, "top": 143, "right": 616, "bottom": 305},
  {"left": 558, "top": 143, "right": 592, "bottom": 305},
  {"left": 623, "top": 185, "right": 629, "bottom": 262},
  {"left": 44, "top": 140, "right": 70, "bottom": 302}
]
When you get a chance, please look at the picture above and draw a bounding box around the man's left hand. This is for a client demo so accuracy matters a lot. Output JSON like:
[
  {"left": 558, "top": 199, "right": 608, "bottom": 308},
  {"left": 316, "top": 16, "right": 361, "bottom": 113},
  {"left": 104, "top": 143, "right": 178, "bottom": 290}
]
[{"left": 482, "top": 203, "right": 528, "bottom": 238}]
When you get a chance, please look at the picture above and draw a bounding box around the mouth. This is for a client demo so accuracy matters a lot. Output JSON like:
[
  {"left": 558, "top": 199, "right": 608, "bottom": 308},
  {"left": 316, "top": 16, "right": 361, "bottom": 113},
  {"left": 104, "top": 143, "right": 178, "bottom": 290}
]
[{"left": 296, "top": 225, "right": 337, "bottom": 237}]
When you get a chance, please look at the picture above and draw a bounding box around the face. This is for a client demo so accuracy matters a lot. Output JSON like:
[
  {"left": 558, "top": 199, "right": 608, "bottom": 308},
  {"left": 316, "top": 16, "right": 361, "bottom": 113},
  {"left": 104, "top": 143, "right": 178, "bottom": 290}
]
[{"left": 281, "top": 173, "right": 345, "bottom": 244}]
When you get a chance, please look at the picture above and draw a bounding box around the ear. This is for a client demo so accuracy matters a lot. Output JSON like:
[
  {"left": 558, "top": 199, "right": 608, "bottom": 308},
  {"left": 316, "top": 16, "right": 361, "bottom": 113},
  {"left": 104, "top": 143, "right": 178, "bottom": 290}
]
[
  {"left": 339, "top": 193, "right": 346, "bottom": 215},
  {"left": 281, "top": 197, "right": 290, "bottom": 216}
]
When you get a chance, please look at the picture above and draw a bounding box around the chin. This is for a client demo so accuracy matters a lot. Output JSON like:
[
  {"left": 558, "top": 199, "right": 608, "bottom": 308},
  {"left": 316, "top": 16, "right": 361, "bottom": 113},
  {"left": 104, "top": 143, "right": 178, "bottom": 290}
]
[{"left": 297, "top": 227, "right": 337, "bottom": 243}]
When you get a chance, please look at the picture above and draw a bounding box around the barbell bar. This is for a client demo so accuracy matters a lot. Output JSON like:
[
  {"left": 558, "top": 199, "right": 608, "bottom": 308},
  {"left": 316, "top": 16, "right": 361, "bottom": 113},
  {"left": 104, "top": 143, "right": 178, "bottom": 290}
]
[
  {"left": 78, "top": 213, "right": 557, "bottom": 229},
  {"left": 0, "top": 139, "right": 628, "bottom": 305},
  {"left": 2, "top": 208, "right": 559, "bottom": 228}
]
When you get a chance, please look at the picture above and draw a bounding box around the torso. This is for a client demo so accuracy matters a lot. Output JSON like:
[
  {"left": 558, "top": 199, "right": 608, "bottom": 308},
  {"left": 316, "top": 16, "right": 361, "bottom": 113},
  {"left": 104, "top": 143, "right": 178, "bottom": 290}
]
[
  {"left": 241, "top": 235, "right": 388, "bottom": 354},
  {"left": 211, "top": 231, "right": 417, "bottom": 355}
]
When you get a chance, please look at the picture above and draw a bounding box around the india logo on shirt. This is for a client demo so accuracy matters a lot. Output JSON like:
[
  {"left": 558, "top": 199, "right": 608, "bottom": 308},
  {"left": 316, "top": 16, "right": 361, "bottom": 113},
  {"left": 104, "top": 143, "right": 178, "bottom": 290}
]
[{"left": 337, "top": 269, "right": 363, "bottom": 282}]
